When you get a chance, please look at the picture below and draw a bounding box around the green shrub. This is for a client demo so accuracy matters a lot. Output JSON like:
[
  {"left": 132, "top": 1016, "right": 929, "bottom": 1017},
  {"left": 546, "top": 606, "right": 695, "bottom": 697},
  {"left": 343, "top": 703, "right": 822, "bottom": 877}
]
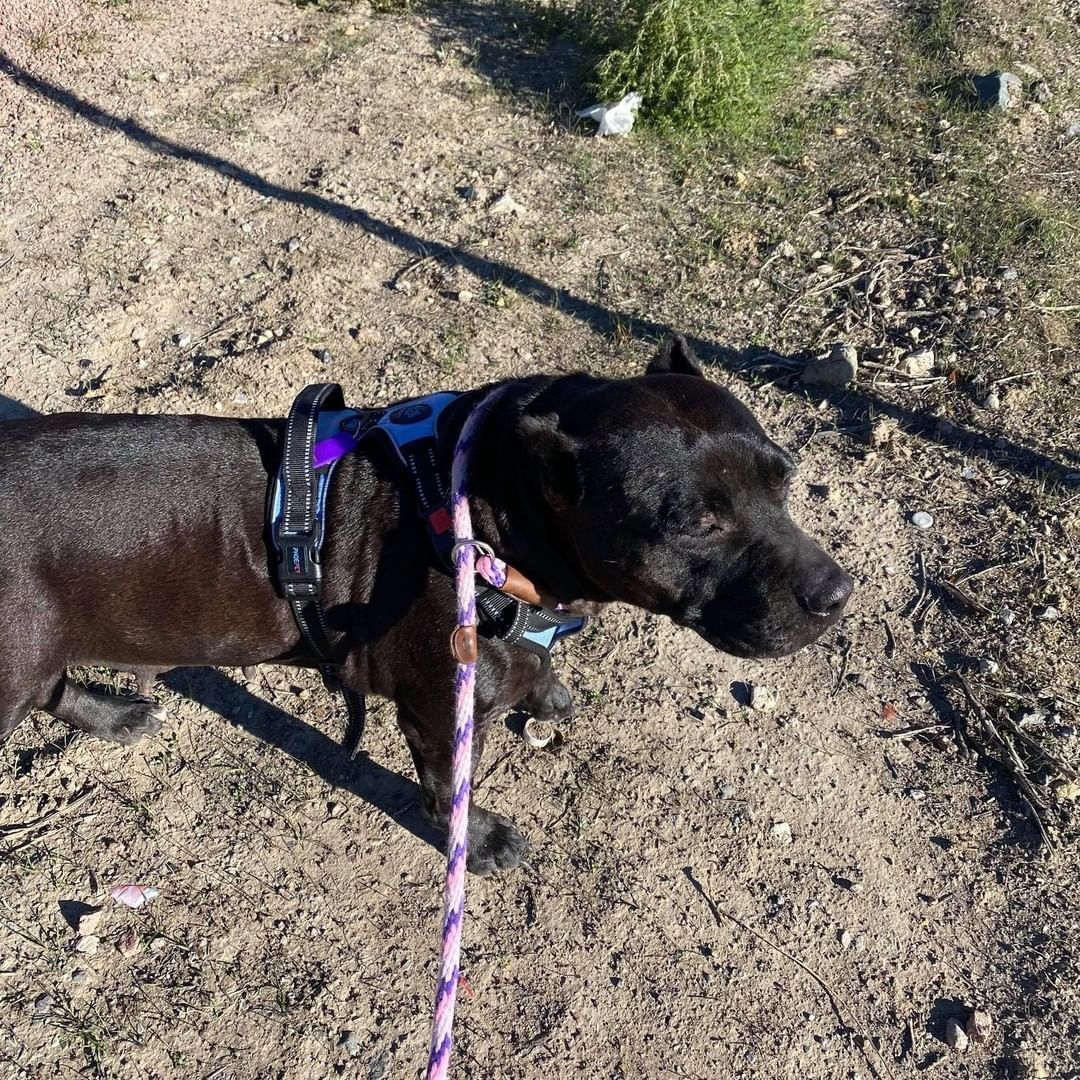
[{"left": 586, "top": 0, "right": 815, "bottom": 136}]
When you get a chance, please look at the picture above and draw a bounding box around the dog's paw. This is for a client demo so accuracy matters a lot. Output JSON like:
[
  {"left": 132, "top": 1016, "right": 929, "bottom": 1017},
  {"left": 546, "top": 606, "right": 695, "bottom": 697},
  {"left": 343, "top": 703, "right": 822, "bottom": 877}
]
[
  {"left": 466, "top": 809, "right": 528, "bottom": 876},
  {"left": 98, "top": 699, "right": 166, "bottom": 746},
  {"left": 523, "top": 677, "right": 574, "bottom": 724}
]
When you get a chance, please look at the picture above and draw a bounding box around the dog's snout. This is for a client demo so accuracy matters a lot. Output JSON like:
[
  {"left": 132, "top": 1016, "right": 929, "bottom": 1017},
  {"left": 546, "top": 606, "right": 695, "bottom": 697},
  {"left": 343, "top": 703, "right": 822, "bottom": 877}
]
[{"left": 796, "top": 563, "right": 854, "bottom": 618}]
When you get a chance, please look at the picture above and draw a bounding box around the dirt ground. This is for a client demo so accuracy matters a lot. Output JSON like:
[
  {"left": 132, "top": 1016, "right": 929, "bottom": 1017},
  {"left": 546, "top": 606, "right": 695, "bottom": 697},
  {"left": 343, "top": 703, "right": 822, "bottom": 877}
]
[{"left": 1, "top": 1, "right": 1078, "bottom": 1078}]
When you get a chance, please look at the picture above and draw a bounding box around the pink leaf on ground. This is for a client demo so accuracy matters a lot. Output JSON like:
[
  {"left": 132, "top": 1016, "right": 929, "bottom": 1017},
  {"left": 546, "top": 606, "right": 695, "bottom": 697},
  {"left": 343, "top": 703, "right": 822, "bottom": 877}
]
[{"left": 109, "top": 885, "right": 160, "bottom": 909}]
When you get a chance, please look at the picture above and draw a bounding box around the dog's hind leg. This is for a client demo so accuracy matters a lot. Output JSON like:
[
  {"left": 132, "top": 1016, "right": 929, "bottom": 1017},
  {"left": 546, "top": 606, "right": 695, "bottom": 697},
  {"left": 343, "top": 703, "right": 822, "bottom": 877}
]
[{"left": 44, "top": 676, "right": 165, "bottom": 746}]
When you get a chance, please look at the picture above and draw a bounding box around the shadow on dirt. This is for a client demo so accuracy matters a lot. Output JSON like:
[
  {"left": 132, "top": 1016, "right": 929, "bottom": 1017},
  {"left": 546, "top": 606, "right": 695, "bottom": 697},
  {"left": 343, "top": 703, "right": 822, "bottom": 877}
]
[
  {"left": 161, "top": 667, "right": 443, "bottom": 854},
  {"left": 2, "top": 51, "right": 1074, "bottom": 482}
]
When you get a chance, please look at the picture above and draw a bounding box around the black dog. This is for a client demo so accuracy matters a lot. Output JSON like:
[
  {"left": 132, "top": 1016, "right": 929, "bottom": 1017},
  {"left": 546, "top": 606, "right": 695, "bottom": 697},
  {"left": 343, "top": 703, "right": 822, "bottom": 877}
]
[{"left": 0, "top": 336, "right": 851, "bottom": 873}]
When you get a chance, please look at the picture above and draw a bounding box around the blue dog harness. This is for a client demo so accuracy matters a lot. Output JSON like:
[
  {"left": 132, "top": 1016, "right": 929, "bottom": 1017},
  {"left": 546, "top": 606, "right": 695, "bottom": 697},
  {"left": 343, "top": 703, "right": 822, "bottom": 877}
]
[{"left": 267, "top": 384, "right": 586, "bottom": 750}]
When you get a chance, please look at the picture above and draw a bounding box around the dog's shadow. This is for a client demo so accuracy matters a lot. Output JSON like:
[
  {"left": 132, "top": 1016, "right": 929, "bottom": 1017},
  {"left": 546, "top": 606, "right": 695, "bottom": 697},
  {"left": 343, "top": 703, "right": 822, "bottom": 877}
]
[{"left": 160, "top": 668, "right": 442, "bottom": 853}]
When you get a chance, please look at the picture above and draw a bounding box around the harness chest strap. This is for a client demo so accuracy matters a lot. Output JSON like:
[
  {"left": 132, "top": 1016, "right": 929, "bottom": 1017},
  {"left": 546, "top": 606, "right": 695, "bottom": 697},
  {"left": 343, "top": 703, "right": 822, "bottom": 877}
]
[{"left": 269, "top": 384, "right": 587, "bottom": 744}]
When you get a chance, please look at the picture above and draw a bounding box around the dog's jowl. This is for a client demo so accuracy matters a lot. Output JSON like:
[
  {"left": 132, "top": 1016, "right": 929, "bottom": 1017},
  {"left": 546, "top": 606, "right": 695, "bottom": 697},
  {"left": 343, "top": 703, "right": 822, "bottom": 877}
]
[{"left": 0, "top": 335, "right": 851, "bottom": 874}]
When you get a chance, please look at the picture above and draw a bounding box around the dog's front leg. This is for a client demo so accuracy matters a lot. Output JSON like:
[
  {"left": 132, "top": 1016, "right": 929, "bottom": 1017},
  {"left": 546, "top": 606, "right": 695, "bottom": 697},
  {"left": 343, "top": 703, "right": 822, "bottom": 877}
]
[
  {"left": 519, "top": 658, "right": 574, "bottom": 723},
  {"left": 396, "top": 702, "right": 528, "bottom": 876}
]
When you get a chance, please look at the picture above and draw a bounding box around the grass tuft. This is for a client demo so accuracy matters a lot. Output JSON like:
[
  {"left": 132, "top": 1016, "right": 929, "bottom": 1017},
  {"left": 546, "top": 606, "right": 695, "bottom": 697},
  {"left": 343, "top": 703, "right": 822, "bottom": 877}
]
[{"left": 586, "top": 0, "right": 815, "bottom": 136}]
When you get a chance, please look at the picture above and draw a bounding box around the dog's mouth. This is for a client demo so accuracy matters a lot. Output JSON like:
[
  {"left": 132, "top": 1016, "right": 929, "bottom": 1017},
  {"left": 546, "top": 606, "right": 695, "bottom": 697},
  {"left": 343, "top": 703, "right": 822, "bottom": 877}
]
[{"left": 683, "top": 613, "right": 841, "bottom": 660}]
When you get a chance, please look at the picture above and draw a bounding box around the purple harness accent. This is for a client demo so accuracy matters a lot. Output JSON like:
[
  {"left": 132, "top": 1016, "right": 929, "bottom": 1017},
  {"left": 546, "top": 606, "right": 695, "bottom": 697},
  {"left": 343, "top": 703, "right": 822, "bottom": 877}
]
[{"left": 312, "top": 429, "right": 358, "bottom": 469}]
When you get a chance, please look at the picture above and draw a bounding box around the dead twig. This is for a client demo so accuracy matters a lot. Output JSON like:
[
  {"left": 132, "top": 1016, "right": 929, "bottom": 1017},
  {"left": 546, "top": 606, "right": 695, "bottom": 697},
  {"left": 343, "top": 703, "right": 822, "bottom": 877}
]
[
  {"left": 952, "top": 675, "right": 1057, "bottom": 852},
  {"left": 0, "top": 785, "right": 96, "bottom": 838},
  {"left": 683, "top": 867, "right": 896, "bottom": 1080}
]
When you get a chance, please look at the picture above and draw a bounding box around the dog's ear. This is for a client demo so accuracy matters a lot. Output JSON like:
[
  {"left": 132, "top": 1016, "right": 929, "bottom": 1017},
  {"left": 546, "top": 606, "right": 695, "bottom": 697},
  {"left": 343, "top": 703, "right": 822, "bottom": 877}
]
[
  {"left": 647, "top": 333, "right": 704, "bottom": 378},
  {"left": 520, "top": 414, "right": 582, "bottom": 511}
]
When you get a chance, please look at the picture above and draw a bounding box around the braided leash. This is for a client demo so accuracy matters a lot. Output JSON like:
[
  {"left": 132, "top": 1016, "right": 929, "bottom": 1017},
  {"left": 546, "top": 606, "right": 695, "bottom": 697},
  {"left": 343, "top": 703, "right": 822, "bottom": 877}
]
[{"left": 425, "top": 386, "right": 510, "bottom": 1080}]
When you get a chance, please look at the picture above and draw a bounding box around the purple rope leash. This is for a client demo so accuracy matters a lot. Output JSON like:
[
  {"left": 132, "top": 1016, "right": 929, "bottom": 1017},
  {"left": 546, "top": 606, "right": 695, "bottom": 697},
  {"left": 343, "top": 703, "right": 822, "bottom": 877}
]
[{"left": 425, "top": 385, "right": 511, "bottom": 1080}]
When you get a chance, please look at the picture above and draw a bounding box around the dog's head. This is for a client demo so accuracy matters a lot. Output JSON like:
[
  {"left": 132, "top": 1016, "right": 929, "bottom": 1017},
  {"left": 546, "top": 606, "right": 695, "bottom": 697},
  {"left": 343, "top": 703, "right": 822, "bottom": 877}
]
[{"left": 522, "top": 335, "right": 853, "bottom": 658}]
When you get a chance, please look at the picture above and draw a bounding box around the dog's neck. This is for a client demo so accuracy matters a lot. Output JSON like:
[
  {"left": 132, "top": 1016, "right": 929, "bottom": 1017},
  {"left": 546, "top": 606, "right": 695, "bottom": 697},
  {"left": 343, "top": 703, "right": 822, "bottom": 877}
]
[{"left": 439, "top": 378, "right": 608, "bottom": 617}]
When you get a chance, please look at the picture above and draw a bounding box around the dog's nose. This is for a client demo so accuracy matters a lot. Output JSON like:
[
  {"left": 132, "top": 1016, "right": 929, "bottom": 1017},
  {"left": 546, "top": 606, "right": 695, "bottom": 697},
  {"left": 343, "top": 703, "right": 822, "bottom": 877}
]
[{"left": 796, "top": 564, "right": 854, "bottom": 618}]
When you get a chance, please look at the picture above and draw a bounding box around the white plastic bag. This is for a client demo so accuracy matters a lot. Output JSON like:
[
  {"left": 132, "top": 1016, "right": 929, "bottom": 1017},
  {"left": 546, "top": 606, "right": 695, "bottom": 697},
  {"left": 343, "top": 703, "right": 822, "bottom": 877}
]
[{"left": 577, "top": 92, "right": 643, "bottom": 137}]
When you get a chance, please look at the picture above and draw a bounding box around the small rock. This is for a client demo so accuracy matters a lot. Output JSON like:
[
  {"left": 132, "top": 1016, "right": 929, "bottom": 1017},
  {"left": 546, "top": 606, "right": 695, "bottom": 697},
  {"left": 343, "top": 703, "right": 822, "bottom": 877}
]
[
  {"left": 718, "top": 783, "right": 736, "bottom": 799},
  {"left": 314, "top": 348, "right": 332, "bottom": 364},
  {"left": 983, "top": 391, "right": 1001, "bottom": 410},
  {"left": 153, "top": 71, "right": 170, "bottom": 84},
  {"left": 978, "top": 658, "right": 1000, "bottom": 675},
  {"left": 1000, "top": 606, "right": 1016, "bottom": 626},
  {"left": 966, "top": 1009, "right": 992, "bottom": 1044},
  {"left": 1000, "top": 266, "right": 1019, "bottom": 282},
  {"left": 231, "top": 391, "right": 251, "bottom": 405},
  {"left": 174, "top": 332, "right": 192, "bottom": 349},
  {"left": 1052, "top": 780, "right": 1080, "bottom": 802},
  {"left": 808, "top": 483, "right": 835, "bottom": 502},
  {"left": 973, "top": 71, "right": 1023, "bottom": 110},
  {"left": 800, "top": 343, "right": 858, "bottom": 387},
  {"left": 748, "top": 684, "right": 778, "bottom": 712},
  {"left": 775, "top": 239, "right": 796, "bottom": 259},
  {"left": 456, "top": 289, "right": 475, "bottom": 304},
  {"left": 117, "top": 928, "right": 141, "bottom": 958},
  {"left": 907, "top": 787, "right": 926, "bottom": 801},
  {"left": 1067, "top": 120, "right": 1080, "bottom": 141},
  {"left": 75, "top": 935, "right": 100, "bottom": 955},
  {"left": 1035, "top": 605, "right": 1060, "bottom": 621},
  {"left": 946, "top": 1017, "right": 970, "bottom": 1052},
  {"left": 488, "top": 192, "right": 525, "bottom": 217},
  {"left": 338, "top": 1030, "right": 362, "bottom": 1057},
  {"left": 839, "top": 929, "right": 854, "bottom": 949},
  {"left": 868, "top": 416, "right": 899, "bottom": 448},
  {"left": 284, "top": 237, "right": 301, "bottom": 253},
  {"left": 1032, "top": 80, "right": 1052, "bottom": 104},
  {"left": 254, "top": 329, "right": 275, "bottom": 348},
  {"left": 902, "top": 348, "right": 936, "bottom": 377},
  {"left": 70, "top": 905, "right": 104, "bottom": 935},
  {"left": 32, "top": 993, "right": 53, "bottom": 1019},
  {"left": 770, "top": 821, "right": 793, "bottom": 844},
  {"left": 909, "top": 511, "right": 934, "bottom": 530},
  {"left": 70, "top": 969, "right": 90, "bottom": 988}
]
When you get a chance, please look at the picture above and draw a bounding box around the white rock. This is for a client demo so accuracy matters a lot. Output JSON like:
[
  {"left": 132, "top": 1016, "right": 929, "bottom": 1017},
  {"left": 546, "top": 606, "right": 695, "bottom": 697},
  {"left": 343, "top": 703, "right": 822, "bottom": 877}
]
[
  {"left": 978, "top": 658, "right": 1000, "bottom": 675},
  {"left": 946, "top": 1017, "right": 970, "bottom": 1052},
  {"left": 75, "top": 935, "right": 100, "bottom": 955},
  {"left": 749, "top": 684, "right": 778, "bottom": 712},
  {"left": 902, "top": 349, "right": 936, "bottom": 376},
  {"left": 909, "top": 511, "right": 934, "bottom": 529},
  {"left": 966, "top": 1009, "right": 992, "bottom": 1043},
  {"left": 770, "top": 821, "right": 793, "bottom": 844}
]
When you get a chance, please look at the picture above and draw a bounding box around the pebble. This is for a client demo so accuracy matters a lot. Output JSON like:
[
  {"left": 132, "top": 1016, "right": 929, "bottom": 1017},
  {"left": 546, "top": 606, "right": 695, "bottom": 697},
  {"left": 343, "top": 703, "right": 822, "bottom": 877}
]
[
  {"left": 748, "top": 684, "right": 778, "bottom": 712},
  {"left": 456, "top": 289, "right": 475, "bottom": 304},
  {"left": 339, "top": 1030, "right": 362, "bottom": 1057},
  {"left": 907, "top": 788, "right": 926, "bottom": 801},
  {"left": 314, "top": 348, "right": 332, "bottom": 364},
  {"left": 1067, "top": 120, "right": 1080, "bottom": 140},
  {"left": 117, "top": 928, "right": 141, "bottom": 958},
  {"left": 231, "top": 391, "right": 251, "bottom": 405},
  {"left": 70, "top": 969, "right": 90, "bottom": 989},
  {"left": 868, "top": 416, "right": 899, "bottom": 448},
  {"left": 800, "top": 343, "right": 858, "bottom": 387},
  {"left": 1053, "top": 780, "right": 1080, "bottom": 802},
  {"left": 902, "top": 348, "right": 936, "bottom": 377},
  {"left": 153, "top": 71, "right": 170, "bottom": 84},
  {"left": 973, "top": 71, "right": 1023, "bottom": 110},
  {"left": 1035, "top": 605, "right": 1060, "bottom": 621},
  {"left": 966, "top": 1009, "right": 992, "bottom": 1043},
  {"left": 909, "top": 511, "right": 934, "bottom": 530},
  {"left": 254, "top": 329, "right": 275, "bottom": 347},
  {"left": 488, "top": 191, "right": 525, "bottom": 217},
  {"left": 1000, "top": 266, "right": 1019, "bottom": 281},
  {"left": 719, "top": 783, "right": 736, "bottom": 800},
  {"left": 770, "top": 821, "right": 793, "bottom": 844},
  {"left": 32, "top": 993, "right": 53, "bottom": 1019},
  {"left": 775, "top": 239, "right": 796, "bottom": 259},
  {"left": 75, "top": 935, "right": 100, "bottom": 955},
  {"left": 174, "top": 332, "right": 192, "bottom": 349},
  {"left": 978, "top": 658, "right": 1000, "bottom": 675},
  {"left": 946, "top": 1017, "right": 970, "bottom": 1052},
  {"left": 284, "top": 237, "right": 301, "bottom": 253},
  {"left": 71, "top": 906, "right": 104, "bottom": 935},
  {"left": 983, "top": 391, "right": 1001, "bottom": 410},
  {"left": 1032, "top": 80, "right": 1053, "bottom": 104},
  {"left": 1000, "top": 606, "right": 1017, "bottom": 626},
  {"left": 839, "top": 929, "right": 854, "bottom": 949}
]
